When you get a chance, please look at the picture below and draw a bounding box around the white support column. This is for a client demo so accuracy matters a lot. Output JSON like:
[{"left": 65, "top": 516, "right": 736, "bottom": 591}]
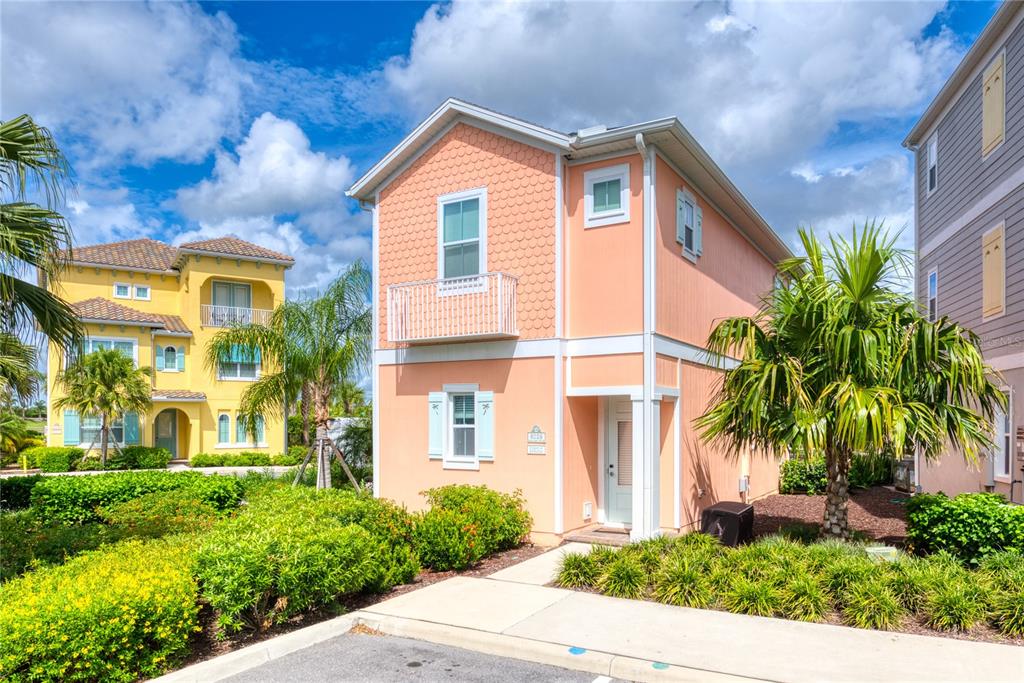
[
  {"left": 630, "top": 396, "right": 645, "bottom": 538},
  {"left": 371, "top": 192, "right": 381, "bottom": 498}
]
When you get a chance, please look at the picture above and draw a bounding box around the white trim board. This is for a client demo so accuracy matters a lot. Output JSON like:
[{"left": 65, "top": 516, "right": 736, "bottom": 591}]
[
  {"left": 988, "top": 350, "right": 1024, "bottom": 371},
  {"left": 919, "top": 164, "right": 1024, "bottom": 258}
]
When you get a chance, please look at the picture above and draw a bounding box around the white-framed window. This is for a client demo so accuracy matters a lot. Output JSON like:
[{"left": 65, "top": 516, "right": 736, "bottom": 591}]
[
  {"left": 927, "top": 268, "right": 938, "bottom": 322},
  {"left": 235, "top": 414, "right": 248, "bottom": 444},
  {"left": 164, "top": 345, "right": 177, "bottom": 371},
  {"left": 584, "top": 163, "right": 630, "bottom": 228},
  {"left": 437, "top": 188, "right": 487, "bottom": 281},
  {"left": 81, "top": 415, "right": 124, "bottom": 446},
  {"left": 133, "top": 284, "right": 151, "bottom": 301},
  {"left": 427, "top": 386, "right": 494, "bottom": 469},
  {"left": 217, "top": 413, "right": 230, "bottom": 445},
  {"left": 217, "top": 345, "right": 260, "bottom": 381},
  {"left": 994, "top": 389, "right": 1013, "bottom": 479},
  {"left": 926, "top": 134, "right": 938, "bottom": 195},
  {"left": 67, "top": 337, "right": 138, "bottom": 368},
  {"left": 676, "top": 189, "right": 703, "bottom": 260},
  {"left": 113, "top": 282, "right": 131, "bottom": 299},
  {"left": 211, "top": 281, "right": 252, "bottom": 308}
]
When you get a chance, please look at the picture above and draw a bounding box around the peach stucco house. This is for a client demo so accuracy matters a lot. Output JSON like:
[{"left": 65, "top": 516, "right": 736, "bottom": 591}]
[{"left": 348, "top": 99, "right": 792, "bottom": 543}]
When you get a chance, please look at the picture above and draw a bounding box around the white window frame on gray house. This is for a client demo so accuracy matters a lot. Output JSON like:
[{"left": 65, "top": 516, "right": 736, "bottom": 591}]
[
  {"left": 994, "top": 388, "right": 1013, "bottom": 480},
  {"left": 927, "top": 268, "right": 938, "bottom": 322},
  {"left": 926, "top": 134, "right": 938, "bottom": 195}
]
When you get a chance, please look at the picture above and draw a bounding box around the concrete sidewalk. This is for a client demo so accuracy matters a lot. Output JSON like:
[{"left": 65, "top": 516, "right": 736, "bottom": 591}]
[{"left": 159, "top": 545, "right": 1024, "bottom": 682}]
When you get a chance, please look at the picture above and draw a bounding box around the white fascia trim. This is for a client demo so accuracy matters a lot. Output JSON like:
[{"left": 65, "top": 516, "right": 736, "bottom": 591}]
[
  {"left": 920, "top": 165, "right": 1024, "bottom": 257},
  {"left": 375, "top": 338, "right": 560, "bottom": 365},
  {"left": 654, "top": 334, "right": 739, "bottom": 369},
  {"left": 567, "top": 384, "right": 644, "bottom": 400},
  {"left": 176, "top": 249, "right": 294, "bottom": 268},
  {"left": 71, "top": 261, "right": 176, "bottom": 277},
  {"left": 654, "top": 386, "right": 679, "bottom": 400},
  {"left": 987, "top": 350, "right": 1024, "bottom": 371},
  {"left": 347, "top": 99, "right": 571, "bottom": 200}
]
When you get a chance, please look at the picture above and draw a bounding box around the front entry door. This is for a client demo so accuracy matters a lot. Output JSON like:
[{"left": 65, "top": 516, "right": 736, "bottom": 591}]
[
  {"left": 605, "top": 399, "right": 633, "bottom": 525},
  {"left": 155, "top": 410, "right": 177, "bottom": 458}
]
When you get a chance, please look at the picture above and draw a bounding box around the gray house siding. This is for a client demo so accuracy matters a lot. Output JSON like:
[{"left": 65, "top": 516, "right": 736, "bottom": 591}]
[
  {"left": 916, "top": 17, "right": 1024, "bottom": 247},
  {"left": 918, "top": 185, "right": 1024, "bottom": 356}
]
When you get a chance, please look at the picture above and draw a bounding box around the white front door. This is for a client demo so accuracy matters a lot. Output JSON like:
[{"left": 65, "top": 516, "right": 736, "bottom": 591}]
[{"left": 605, "top": 398, "right": 633, "bottom": 525}]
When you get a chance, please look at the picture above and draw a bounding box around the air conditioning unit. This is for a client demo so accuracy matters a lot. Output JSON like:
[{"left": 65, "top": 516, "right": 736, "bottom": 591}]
[{"left": 894, "top": 457, "right": 915, "bottom": 493}]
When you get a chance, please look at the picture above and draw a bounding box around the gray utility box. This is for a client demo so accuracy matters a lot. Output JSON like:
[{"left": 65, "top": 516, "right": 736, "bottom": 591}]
[{"left": 894, "top": 458, "right": 915, "bottom": 493}]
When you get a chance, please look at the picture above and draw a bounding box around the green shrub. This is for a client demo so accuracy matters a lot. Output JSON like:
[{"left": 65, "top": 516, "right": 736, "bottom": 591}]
[
  {"left": 978, "top": 550, "right": 1024, "bottom": 591},
  {"left": 781, "top": 573, "right": 829, "bottom": 622},
  {"left": 842, "top": 579, "right": 903, "bottom": 630},
  {"left": 906, "top": 492, "right": 1024, "bottom": 565},
  {"left": 31, "top": 471, "right": 243, "bottom": 524},
  {"left": 779, "top": 457, "right": 828, "bottom": 494},
  {"left": 189, "top": 452, "right": 224, "bottom": 467},
  {"left": 99, "top": 489, "right": 221, "bottom": 536},
  {"left": 123, "top": 445, "right": 173, "bottom": 469},
  {"left": 822, "top": 555, "right": 879, "bottom": 596},
  {"left": 421, "top": 485, "right": 532, "bottom": 555},
  {"left": 991, "top": 590, "right": 1024, "bottom": 637},
  {"left": 272, "top": 447, "right": 305, "bottom": 466},
  {"left": 721, "top": 576, "right": 781, "bottom": 616},
  {"left": 653, "top": 555, "right": 714, "bottom": 608},
  {"left": 849, "top": 453, "right": 895, "bottom": 489},
  {"left": 557, "top": 552, "right": 599, "bottom": 589},
  {"left": 190, "top": 451, "right": 280, "bottom": 468},
  {"left": 0, "top": 511, "right": 135, "bottom": 582},
  {"left": 588, "top": 544, "right": 619, "bottom": 569},
  {"left": 885, "top": 556, "right": 940, "bottom": 612},
  {"left": 922, "top": 581, "right": 989, "bottom": 631},
  {"left": 0, "top": 538, "right": 200, "bottom": 681},
  {"left": 20, "top": 446, "right": 83, "bottom": 473},
  {"left": 414, "top": 507, "right": 483, "bottom": 570},
  {"left": 597, "top": 554, "right": 647, "bottom": 599},
  {"left": 0, "top": 476, "right": 41, "bottom": 511},
  {"left": 196, "top": 500, "right": 381, "bottom": 632}
]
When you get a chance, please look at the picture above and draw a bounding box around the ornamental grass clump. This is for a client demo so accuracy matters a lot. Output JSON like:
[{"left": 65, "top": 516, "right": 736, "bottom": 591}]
[
  {"left": 556, "top": 552, "right": 598, "bottom": 589},
  {"left": 653, "top": 555, "right": 714, "bottom": 608},
  {"left": 721, "top": 576, "right": 781, "bottom": 617},
  {"left": 0, "top": 538, "right": 200, "bottom": 682},
  {"left": 842, "top": 579, "right": 903, "bottom": 630},
  {"left": 991, "top": 590, "right": 1024, "bottom": 637},
  {"left": 597, "top": 554, "right": 647, "bottom": 600},
  {"left": 922, "top": 581, "right": 989, "bottom": 632},
  {"left": 780, "top": 572, "right": 829, "bottom": 622}
]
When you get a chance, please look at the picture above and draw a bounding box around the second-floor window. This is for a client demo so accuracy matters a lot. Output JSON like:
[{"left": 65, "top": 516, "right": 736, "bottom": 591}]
[
  {"left": 218, "top": 344, "right": 260, "bottom": 380},
  {"left": 68, "top": 338, "right": 136, "bottom": 368},
  {"left": 926, "top": 135, "right": 938, "bottom": 194},
  {"left": 584, "top": 163, "right": 630, "bottom": 228},
  {"left": 439, "top": 188, "right": 486, "bottom": 280},
  {"left": 994, "top": 389, "right": 1012, "bottom": 478},
  {"left": 676, "top": 189, "right": 703, "bottom": 260},
  {"left": 927, "top": 269, "right": 938, "bottom": 322}
]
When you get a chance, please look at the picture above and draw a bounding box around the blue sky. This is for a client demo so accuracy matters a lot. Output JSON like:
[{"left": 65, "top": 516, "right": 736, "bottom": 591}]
[{"left": 0, "top": 1, "right": 1002, "bottom": 296}]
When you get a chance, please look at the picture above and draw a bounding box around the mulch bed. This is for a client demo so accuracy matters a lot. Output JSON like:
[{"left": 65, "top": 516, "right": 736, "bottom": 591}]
[
  {"left": 182, "top": 542, "right": 548, "bottom": 666},
  {"left": 752, "top": 485, "right": 909, "bottom": 545}
]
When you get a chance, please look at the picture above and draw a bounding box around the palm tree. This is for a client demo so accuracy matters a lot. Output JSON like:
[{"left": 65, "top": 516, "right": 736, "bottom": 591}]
[
  {"left": 331, "top": 379, "right": 366, "bottom": 416},
  {"left": 1, "top": 115, "right": 83, "bottom": 351},
  {"left": 54, "top": 347, "right": 152, "bottom": 467},
  {"left": 0, "top": 411, "right": 29, "bottom": 457},
  {"left": 205, "top": 262, "right": 371, "bottom": 489},
  {"left": 0, "top": 331, "right": 38, "bottom": 407},
  {"left": 698, "top": 224, "right": 1005, "bottom": 538}
]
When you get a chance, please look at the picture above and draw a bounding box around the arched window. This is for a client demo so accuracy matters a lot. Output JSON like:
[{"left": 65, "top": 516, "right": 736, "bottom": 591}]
[
  {"left": 217, "top": 414, "right": 229, "bottom": 444},
  {"left": 164, "top": 345, "right": 177, "bottom": 371}
]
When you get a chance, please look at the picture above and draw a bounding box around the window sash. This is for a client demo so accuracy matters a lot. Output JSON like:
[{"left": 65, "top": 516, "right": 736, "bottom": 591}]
[
  {"left": 218, "top": 415, "right": 230, "bottom": 443},
  {"left": 592, "top": 179, "right": 622, "bottom": 213},
  {"left": 212, "top": 282, "right": 252, "bottom": 308},
  {"left": 442, "top": 198, "right": 481, "bottom": 279},
  {"left": 219, "top": 360, "right": 259, "bottom": 379},
  {"left": 81, "top": 415, "right": 124, "bottom": 445},
  {"left": 995, "top": 391, "right": 1012, "bottom": 477},
  {"left": 134, "top": 285, "right": 150, "bottom": 300},
  {"left": 164, "top": 346, "right": 177, "bottom": 370},
  {"left": 683, "top": 200, "right": 696, "bottom": 252},
  {"left": 114, "top": 283, "right": 130, "bottom": 298},
  {"left": 449, "top": 393, "right": 476, "bottom": 459}
]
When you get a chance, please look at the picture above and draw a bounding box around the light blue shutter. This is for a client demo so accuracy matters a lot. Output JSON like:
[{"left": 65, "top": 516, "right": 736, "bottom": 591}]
[
  {"left": 124, "top": 412, "right": 140, "bottom": 445},
  {"left": 156, "top": 345, "right": 165, "bottom": 371},
  {"left": 177, "top": 347, "right": 185, "bottom": 373},
  {"left": 675, "top": 193, "right": 686, "bottom": 245},
  {"left": 236, "top": 416, "right": 247, "bottom": 443},
  {"left": 64, "top": 410, "right": 80, "bottom": 445},
  {"left": 428, "top": 392, "right": 445, "bottom": 460},
  {"left": 475, "top": 391, "right": 494, "bottom": 461},
  {"left": 256, "top": 416, "right": 265, "bottom": 443},
  {"left": 695, "top": 205, "right": 703, "bottom": 256}
]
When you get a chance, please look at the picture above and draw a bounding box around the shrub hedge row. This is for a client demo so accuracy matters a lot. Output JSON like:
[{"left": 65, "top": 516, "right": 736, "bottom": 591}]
[
  {"left": 30, "top": 471, "right": 243, "bottom": 524},
  {"left": 189, "top": 450, "right": 303, "bottom": 468},
  {"left": 906, "top": 492, "right": 1024, "bottom": 565},
  {"left": 0, "top": 476, "right": 42, "bottom": 511},
  {"left": 18, "top": 446, "right": 173, "bottom": 473}
]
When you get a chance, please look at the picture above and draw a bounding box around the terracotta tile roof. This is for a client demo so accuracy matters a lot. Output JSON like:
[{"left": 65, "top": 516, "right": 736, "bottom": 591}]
[
  {"left": 152, "top": 390, "right": 206, "bottom": 402},
  {"left": 178, "top": 236, "right": 294, "bottom": 264},
  {"left": 71, "top": 239, "right": 179, "bottom": 272},
  {"left": 71, "top": 297, "right": 165, "bottom": 326},
  {"left": 151, "top": 314, "right": 192, "bottom": 336}
]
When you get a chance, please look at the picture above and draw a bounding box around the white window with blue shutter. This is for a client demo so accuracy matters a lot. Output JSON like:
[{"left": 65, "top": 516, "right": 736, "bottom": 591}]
[
  {"left": 676, "top": 189, "right": 702, "bottom": 261},
  {"left": 64, "top": 410, "right": 80, "bottom": 445},
  {"left": 427, "top": 387, "right": 495, "bottom": 469}
]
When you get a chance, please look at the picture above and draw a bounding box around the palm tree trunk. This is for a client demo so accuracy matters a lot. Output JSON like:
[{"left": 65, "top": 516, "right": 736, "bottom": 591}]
[
  {"left": 315, "top": 423, "right": 332, "bottom": 490},
  {"left": 823, "top": 447, "right": 851, "bottom": 539},
  {"left": 100, "top": 415, "right": 109, "bottom": 469},
  {"left": 301, "top": 382, "right": 312, "bottom": 446}
]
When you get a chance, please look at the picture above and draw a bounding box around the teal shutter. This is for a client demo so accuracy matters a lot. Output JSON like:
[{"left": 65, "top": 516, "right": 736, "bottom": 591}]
[
  {"left": 124, "top": 412, "right": 140, "bottom": 445},
  {"left": 428, "top": 392, "right": 445, "bottom": 459},
  {"left": 63, "top": 410, "right": 80, "bottom": 445},
  {"left": 236, "top": 416, "right": 247, "bottom": 443},
  {"left": 695, "top": 205, "right": 703, "bottom": 256},
  {"left": 256, "top": 416, "right": 265, "bottom": 443},
  {"left": 156, "top": 345, "right": 165, "bottom": 371},
  {"left": 177, "top": 347, "right": 185, "bottom": 372},
  {"left": 474, "top": 391, "right": 494, "bottom": 461}
]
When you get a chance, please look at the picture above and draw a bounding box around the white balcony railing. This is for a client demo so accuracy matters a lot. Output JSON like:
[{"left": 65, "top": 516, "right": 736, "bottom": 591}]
[
  {"left": 387, "top": 272, "right": 519, "bottom": 344},
  {"left": 201, "top": 304, "right": 273, "bottom": 328}
]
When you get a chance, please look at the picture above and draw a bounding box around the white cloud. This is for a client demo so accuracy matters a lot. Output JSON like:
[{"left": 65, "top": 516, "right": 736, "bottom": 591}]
[
  {"left": 175, "top": 113, "right": 355, "bottom": 225},
  {"left": 65, "top": 189, "right": 160, "bottom": 245},
  {"left": 1, "top": 1, "right": 248, "bottom": 166},
  {"left": 357, "top": 0, "right": 962, "bottom": 250}
]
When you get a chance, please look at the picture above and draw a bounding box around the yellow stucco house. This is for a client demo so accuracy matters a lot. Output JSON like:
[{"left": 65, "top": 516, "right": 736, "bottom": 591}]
[{"left": 45, "top": 236, "right": 293, "bottom": 460}]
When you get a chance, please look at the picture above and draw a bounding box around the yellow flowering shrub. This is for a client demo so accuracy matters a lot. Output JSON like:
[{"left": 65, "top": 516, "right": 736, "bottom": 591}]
[{"left": 0, "top": 537, "right": 200, "bottom": 682}]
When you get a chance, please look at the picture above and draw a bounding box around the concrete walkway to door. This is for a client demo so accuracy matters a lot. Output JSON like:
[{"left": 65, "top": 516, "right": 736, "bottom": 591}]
[{"left": 355, "top": 545, "right": 1024, "bottom": 683}]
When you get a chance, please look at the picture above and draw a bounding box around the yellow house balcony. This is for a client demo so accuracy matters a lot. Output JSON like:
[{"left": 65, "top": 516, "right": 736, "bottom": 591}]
[
  {"left": 201, "top": 304, "right": 273, "bottom": 327},
  {"left": 386, "top": 272, "right": 519, "bottom": 344}
]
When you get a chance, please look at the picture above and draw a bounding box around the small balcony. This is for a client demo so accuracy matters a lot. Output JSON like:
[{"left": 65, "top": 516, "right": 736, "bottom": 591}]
[
  {"left": 201, "top": 304, "right": 273, "bottom": 328},
  {"left": 387, "top": 272, "right": 519, "bottom": 344}
]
